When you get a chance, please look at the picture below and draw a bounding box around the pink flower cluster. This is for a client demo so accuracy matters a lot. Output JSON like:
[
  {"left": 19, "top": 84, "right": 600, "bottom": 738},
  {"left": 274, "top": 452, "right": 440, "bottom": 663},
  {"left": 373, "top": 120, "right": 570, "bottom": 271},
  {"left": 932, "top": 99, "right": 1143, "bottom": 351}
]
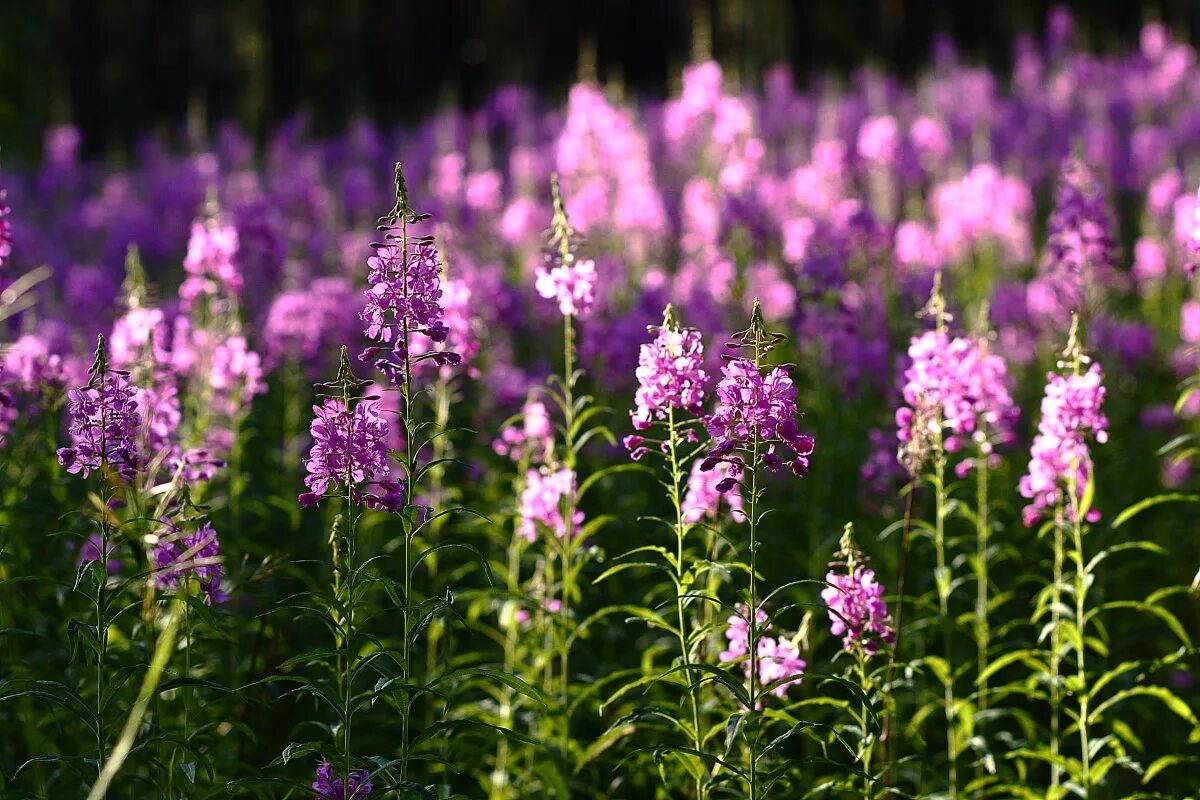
[
  {"left": 493, "top": 399, "right": 554, "bottom": 463},
  {"left": 631, "top": 325, "right": 707, "bottom": 430},
  {"left": 361, "top": 238, "right": 460, "bottom": 385},
  {"left": 1018, "top": 363, "right": 1109, "bottom": 526},
  {"left": 517, "top": 467, "right": 583, "bottom": 542},
  {"left": 535, "top": 256, "right": 596, "bottom": 318},
  {"left": 681, "top": 459, "right": 744, "bottom": 524},
  {"left": 179, "top": 219, "right": 242, "bottom": 308},
  {"left": 821, "top": 565, "right": 895, "bottom": 655},
  {"left": 703, "top": 359, "right": 815, "bottom": 483},
  {"left": 896, "top": 330, "right": 1018, "bottom": 476},
  {"left": 720, "top": 605, "right": 806, "bottom": 702},
  {"left": 299, "top": 398, "right": 392, "bottom": 508},
  {"left": 57, "top": 360, "right": 143, "bottom": 481}
]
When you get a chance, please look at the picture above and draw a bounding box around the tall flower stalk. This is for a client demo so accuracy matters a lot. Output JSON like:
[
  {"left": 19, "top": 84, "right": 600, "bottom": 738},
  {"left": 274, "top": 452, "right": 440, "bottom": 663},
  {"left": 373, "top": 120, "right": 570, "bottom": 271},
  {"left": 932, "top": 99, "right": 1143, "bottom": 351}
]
[
  {"left": 620, "top": 304, "right": 710, "bottom": 797},
  {"left": 1019, "top": 314, "right": 1108, "bottom": 794},
  {"left": 700, "top": 299, "right": 814, "bottom": 800},
  {"left": 358, "top": 162, "right": 460, "bottom": 785},
  {"left": 822, "top": 523, "right": 895, "bottom": 798},
  {"left": 299, "top": 347, "right": 391, "bottom": 796},
  {"left": 536, "top": 174, "right": 596, "bottom": 764},
  {"left": 57, "top": 335, "right": 142, "bottom": 794}
]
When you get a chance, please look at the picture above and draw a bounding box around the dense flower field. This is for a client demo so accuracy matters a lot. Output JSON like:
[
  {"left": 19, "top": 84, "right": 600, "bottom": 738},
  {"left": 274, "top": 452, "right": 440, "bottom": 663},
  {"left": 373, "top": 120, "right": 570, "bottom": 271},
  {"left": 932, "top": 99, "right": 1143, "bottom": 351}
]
[{"left": 2, "top": 10, "right": 1200, "bottom": 799}]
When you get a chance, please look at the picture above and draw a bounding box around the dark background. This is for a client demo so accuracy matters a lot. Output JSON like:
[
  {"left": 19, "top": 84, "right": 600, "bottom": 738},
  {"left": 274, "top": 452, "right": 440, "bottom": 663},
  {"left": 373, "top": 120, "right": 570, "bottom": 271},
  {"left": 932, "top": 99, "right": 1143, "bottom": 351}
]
[{"left": 0, "top": 0, "right": 1195, "bottom": 162}]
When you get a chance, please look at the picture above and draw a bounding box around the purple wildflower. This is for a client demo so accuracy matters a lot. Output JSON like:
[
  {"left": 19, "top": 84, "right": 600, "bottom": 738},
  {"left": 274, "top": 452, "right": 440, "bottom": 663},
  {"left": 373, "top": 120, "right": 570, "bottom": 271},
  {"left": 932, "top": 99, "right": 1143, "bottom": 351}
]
[
  {"left": 896, "top": 330, "right": 1018, "bottom": 477},
  {"left": 360, "top": 238, "right": 460, "bottom": 385},
  {"left": 821, "top": 534, "right": 895, "bottom": 656},
  {"left": 152, "top": 518, "right": 227, "bottom": 604},
  {"left": 535, "top": 255, "right": 597, "bottom": 318},
  {"left": 312, "top": 759, "right": 372, "bottom": 799},
  {"left": 630, "top": 311, "right": 707, "bottom": 432},
  {"left": 681, "top": 459, "right": 744, "bottom": 523},
  {"left": 179, "top": 218, "right": 242, "bottom": 309},
  {"left": 493, "top": 398, "right": 554, "bottom": 463},
  {"left": 720, "top": 604, "right": 806, "bottom": 702},
  {"left": 1029, "top": 158, "right": 1117, "bottom": 327},
  {"left": 702, "top": 359, "right": 815, "bottom": 483},
  {"left": 299, "top": 398, "right": 392, "bottom": 508},
  {"left": 57, "top": 338, "right": 143, "bottom": 481},
  {"left": 0, "top": 184, "right": 12, "bottom": 269},
  {"left": 517, "top": 467, "right": 583, "bottom": 542},
  {"left": 1018, "top": 362, "right": 1109, "bottom": 526}
]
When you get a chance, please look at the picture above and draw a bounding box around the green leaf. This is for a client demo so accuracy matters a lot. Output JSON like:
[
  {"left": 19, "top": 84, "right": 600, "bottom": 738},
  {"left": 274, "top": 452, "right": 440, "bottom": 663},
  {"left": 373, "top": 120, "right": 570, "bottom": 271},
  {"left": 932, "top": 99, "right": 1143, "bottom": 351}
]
[{"left": 1111, "top": 494, "right": 1199, "bottom": 529}]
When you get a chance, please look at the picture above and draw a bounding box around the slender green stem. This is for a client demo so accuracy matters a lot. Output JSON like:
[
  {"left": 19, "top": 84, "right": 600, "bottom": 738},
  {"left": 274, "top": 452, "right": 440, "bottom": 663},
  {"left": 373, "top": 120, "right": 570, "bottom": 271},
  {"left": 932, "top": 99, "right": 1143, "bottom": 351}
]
[
  {"left": 490, "top": 530, "right": 525, "bottom": 800},
  {"left": 933, "top": 434, "right": 957, "bottom": 800},
  {"left": 1049, "top": 510, "right": 1064, "bottom": 791},
  {"left": 667, "top": 407, "right": 706, "bottom": 800},
  {"left": 1067, "top": 472, "right": 1090, "bottom": 795},
  {"left": 95, "top": 513, "right": 109, "bottom": 796},
  {"left": 975, "top": 456, "right": 991, "bottom": 725},
  {"left": 746, "top": 438, "right": 760, "bottom": 800},
  {"left": 558, "top": 311, "right": 578, "bottom": 767},
  {"left": 856, "top": 650, "right": 876, "bottom": 800},
  {"left": 398, "top": 210, "right": 416, "bottom": 784}
]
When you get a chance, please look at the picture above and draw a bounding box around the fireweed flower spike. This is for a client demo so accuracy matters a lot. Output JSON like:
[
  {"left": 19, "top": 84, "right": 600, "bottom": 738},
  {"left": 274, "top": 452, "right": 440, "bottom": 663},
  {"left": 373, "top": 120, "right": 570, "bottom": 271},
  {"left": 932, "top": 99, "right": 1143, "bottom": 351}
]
[
  {"left": 822, "top": 525, "right": 895, "bottom": 657},
  {"left": 359, "top": 164, "right": 460, "bottom": 386},
  {"left": 892, "top": 274, "right": 961, "bottom": 799},
  {"left": 535, "top": 174, "right": 597, "bottom": 319},
  {"left": 719, "top": 604, "right": 806, "bottom": 704},
  {"left": 58, "top": 335, "right": 143, "bottom": 482},
  {"left": 702, "top": 299, "right": 814, "bottom": 800},
  {"left": 1018, "top": 328, "right": 1109, "bottom": 528},
  {"left": 1019, "top": 315, "right": 1108, "bottom": 793},
  {"left": 299, "top": 346, "right": 396, "bottom": 796},
  {"left": 151, "top": 516, "right": 227, "bottom": 605},
  {"left": 822, "top": 523, "right": 892, "bottom": 798},
  {"left": 312, "top": 759, "right": 372, "bottom": 799},
  {"left": 617, "top": 304, "right": 716, "bottom": 797},
  {"left": 299, "top": 350, "right": 397, "bottom": 510}
]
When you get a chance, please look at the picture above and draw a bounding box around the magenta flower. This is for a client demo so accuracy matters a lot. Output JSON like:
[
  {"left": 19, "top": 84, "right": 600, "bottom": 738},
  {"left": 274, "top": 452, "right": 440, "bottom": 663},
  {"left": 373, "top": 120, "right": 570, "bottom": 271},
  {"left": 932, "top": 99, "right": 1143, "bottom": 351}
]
[
  {"left": 821, "top": 565, "right": 895, "bottom": 656},
  {"left": 179, "top": 218, "right": 242, "bottom": 308},
  {"left": 517, "top": 467, "right": 583, "bottom": 542},
  {"left": 535, "top": 255, "right": 596, "bottom": 318},
  {"left": 1029, "top": 158, "right": 1117, "bottom": 327},
  {"left": 299, "top": 398, "right": 392, "bottom": 508},
  {"left": 493, "top": 399, "right": 554, "bottom": 463},
  {"left": 702, "top": 358, "right": 815, "bottom": 484},
  {"left": 1018, "top": 363, "right": 1109, "bottom": 526},
  {"left": 152, "top": 518, "right": 227, "bottom": 604},
  {"left": 896, "top": 330, "right": 1018, "bottom": 476},
  {"left": 720, "top": 604, "right": 806, "bottom": 702},
  {"left": 681, "top": 459, "right": 744, "bottom": 524},
  {"left": 360, "top": 238, "right": 460, "bottom": 385},
  {"left": 312, "top": 759, "right": 372, "bottom": 799},
  {"left": 57, "top": 339, "right": 143, "bottom": 481},
  {"left": 630, "top": 321, "right": 707, "bottom": 431},
  {"left": 0, "top": 184, "right": 12, "bottom": 269}
]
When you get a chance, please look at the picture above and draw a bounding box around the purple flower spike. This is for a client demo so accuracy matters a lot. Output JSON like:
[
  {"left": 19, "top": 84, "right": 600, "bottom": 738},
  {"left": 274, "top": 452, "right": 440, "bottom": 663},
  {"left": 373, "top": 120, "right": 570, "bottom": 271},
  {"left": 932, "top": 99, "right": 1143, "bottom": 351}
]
[
  {"left": 313, "top": 759, "right": 372, "bottom": 799},
  {"left": 58, "top": 337, "right": 143, "bottom": 482}
]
